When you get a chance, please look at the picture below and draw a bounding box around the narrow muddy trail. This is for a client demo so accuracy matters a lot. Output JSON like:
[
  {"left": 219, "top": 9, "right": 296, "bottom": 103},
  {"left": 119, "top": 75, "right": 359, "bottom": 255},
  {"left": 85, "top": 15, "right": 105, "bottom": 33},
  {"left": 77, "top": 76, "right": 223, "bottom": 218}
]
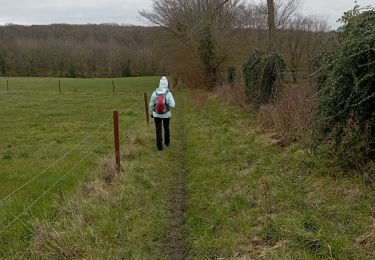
[{"left": 161, "top": 95, "right": 189, "bottom": 260}]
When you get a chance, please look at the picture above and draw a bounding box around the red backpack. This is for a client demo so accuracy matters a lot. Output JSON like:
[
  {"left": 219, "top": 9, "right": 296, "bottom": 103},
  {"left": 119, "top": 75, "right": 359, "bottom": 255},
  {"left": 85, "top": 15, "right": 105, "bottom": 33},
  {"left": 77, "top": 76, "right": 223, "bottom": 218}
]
[{"left": 155, "top": 90, "right": 170, "bottom": 114}]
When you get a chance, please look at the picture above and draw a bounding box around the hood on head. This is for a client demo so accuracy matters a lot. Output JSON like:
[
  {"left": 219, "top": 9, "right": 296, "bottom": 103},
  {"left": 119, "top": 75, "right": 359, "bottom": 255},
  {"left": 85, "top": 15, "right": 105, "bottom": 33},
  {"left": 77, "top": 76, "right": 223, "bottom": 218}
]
[{"left": 157, "top": 76, "right": 169, "bottom": 94}]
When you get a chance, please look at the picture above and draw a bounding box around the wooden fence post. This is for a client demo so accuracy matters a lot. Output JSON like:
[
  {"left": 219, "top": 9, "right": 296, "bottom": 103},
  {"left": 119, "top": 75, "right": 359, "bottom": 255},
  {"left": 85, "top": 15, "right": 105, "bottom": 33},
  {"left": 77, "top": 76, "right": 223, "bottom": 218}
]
[
  {"left": 144, "top": 92, "right": 150, "bottom": 126},
  {"left": 112, "top": 80, "right": 115, "bottom": 94},
  {"left": 59, "top": 80, "right": 61, "bottom": 93},
  {"left": 113, "top": 111, "right": 121, "bottom": 172}
]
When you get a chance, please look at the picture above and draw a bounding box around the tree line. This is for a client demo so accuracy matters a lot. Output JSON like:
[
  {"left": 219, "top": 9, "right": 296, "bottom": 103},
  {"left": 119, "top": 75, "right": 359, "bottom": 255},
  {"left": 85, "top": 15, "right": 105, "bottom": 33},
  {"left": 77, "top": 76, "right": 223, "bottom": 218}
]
[
  {"left": 140, "top": 0, "right": 333, "bottom": 88},
  {"left": 0, "top": 1, "right": 332, "bottom": 82},
  {"left": 0, "top": 24, "right": 164, "bottom": 77}
]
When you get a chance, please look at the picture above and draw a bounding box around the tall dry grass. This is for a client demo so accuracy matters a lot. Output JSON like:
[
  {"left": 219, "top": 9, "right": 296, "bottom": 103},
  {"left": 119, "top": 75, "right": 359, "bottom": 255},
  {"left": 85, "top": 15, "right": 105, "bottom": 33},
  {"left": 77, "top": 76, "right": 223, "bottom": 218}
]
[
  {"left": 216, "top": 84, "right": 248, "bottom": 109},
  {"left": 98, "top": 156, "right": 120, "bottom": 184},
  {"left": 189, "top": 89, "right": 210, "bottom": 111},
  {"left": 258, "top": 84, "right": 316, "bottom": 146}
]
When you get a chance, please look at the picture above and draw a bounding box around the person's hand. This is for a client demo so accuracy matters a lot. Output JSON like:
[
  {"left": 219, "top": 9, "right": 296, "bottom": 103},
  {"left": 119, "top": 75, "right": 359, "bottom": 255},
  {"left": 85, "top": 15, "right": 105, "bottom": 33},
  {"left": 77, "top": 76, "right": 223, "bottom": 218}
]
[{"left": 151, "top": 114, "right": 154, "bottom": 119}]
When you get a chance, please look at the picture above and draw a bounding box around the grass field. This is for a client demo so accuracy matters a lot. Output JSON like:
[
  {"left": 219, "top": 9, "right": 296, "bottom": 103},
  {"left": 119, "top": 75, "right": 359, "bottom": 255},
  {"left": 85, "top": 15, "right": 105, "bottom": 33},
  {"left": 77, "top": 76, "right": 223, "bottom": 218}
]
[
  {"left": 0, "top": 77, "right": 159, "bottom": 256},
  {"left": 0, "top": 77, "right": 374, "bottom": 259}
]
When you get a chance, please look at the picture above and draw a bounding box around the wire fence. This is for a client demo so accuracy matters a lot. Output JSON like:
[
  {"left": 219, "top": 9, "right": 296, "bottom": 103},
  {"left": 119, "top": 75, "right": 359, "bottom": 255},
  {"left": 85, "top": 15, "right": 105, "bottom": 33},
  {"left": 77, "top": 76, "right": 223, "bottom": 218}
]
[
  {"left": 0, "top": 116, "right": 112, "bottom": 207},
  {"left": 0, "top": 99, "right": 143, "bottom": 207},
  {"left": 0, "top": 79, "right": 144, "bottom": 95},
  {"left": 0, "top": 134, "right": 110, "bottom": 234},
  {"left": 0, "top": 97, "right": 146, "bottom": 237}
]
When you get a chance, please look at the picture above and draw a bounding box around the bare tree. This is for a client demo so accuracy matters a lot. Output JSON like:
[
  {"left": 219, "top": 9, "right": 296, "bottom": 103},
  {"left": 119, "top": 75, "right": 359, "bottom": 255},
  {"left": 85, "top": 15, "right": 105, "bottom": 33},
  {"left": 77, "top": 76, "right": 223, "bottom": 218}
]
[
  {"left": 254, "top": 0, "right": 302, "bottom": 28},
  {"left": 250, "top": 0, "right": 302, "bottom": 50},
  {"left": 280, "top": 14, "right": 330, "bottom": 81},
  {"left": 267, "top": 0, "right": 276, "bottom": 50},
  {"left": 140, "top": 0, "right": 244, "bottom": 89}
]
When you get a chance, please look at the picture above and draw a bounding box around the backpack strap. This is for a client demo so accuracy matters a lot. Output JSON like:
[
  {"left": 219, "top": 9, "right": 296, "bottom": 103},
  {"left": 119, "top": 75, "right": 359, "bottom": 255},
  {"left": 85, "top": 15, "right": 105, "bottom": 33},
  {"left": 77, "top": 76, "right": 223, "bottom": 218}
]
[{"left": 165, "top": 90, "right": 170, "bottom": 111}]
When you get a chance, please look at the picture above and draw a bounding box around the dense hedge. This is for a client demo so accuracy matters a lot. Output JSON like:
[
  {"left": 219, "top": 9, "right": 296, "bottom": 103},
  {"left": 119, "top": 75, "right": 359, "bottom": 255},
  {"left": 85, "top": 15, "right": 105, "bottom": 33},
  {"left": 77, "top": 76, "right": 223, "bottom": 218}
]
[
  {"left": 314, "top": 6, "right": 375, "bottom": 165},
  {"left": 243, "top": 50, "right": 286, "bottom": 106},
  {"left": 313, "top": 52, "right": 334, "bottom": 90}
]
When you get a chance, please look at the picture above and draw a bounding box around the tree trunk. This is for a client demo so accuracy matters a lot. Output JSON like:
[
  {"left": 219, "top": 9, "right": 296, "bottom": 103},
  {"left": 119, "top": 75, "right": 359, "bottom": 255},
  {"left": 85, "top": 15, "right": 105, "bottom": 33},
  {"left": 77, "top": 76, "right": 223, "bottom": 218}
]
[{"left": 267, "top": 0, "right": 276, "bottom": 51}]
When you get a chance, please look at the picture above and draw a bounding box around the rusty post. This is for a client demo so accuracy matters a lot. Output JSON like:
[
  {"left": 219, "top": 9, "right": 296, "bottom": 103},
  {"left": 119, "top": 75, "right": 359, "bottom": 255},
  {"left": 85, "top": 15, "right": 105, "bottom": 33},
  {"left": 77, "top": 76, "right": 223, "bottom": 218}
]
[
  {"left": 113, "top": 111, "right": 121, "bottom": 172},
  {"left": 144, "top": 92, "right": 150, "bottom": 126}
]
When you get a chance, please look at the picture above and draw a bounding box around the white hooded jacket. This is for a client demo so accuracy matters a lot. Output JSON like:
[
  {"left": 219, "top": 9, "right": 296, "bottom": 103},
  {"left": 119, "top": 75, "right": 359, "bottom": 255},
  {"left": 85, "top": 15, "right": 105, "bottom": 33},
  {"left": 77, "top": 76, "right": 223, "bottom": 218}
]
[{"left": 149, "top": 77, "right": 176, "bottom": 118}]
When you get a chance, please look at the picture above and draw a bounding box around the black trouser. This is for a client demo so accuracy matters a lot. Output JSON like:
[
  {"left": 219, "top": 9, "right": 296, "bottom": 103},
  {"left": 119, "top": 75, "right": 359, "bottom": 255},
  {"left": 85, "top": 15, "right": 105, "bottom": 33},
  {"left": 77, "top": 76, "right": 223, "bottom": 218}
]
[{"left": 154, "top": 118, "right": 171, "bottom": 151}]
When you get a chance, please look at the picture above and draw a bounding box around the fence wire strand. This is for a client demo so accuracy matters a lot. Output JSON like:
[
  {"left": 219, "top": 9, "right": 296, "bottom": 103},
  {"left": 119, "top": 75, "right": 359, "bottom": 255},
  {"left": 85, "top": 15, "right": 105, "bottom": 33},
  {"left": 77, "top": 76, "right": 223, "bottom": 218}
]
[
  {"left": 0, "top": 97, "right": 145, "bottom": 234},
  {"left": 0, "top": 116, "right": 112, "bottom": 207},
  {"left": 50, "top": 107, "right": 143, "bottom": 223},
  {"left": 0, "top": 134, "right": 110, "bottom": 235}
]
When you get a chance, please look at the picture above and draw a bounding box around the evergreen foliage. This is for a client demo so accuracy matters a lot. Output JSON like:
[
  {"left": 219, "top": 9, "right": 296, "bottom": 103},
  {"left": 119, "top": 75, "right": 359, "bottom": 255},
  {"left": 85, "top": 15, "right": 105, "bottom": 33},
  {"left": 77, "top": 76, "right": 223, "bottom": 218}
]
[
  {"left": 243, "top": 50, "right": 286, "bottom": 106},
  {"left": 199, "top": 26, "right": 219, "bottom": 89},
  {"left": 313, "top": 6, "right": 375, "bottom": 164}
]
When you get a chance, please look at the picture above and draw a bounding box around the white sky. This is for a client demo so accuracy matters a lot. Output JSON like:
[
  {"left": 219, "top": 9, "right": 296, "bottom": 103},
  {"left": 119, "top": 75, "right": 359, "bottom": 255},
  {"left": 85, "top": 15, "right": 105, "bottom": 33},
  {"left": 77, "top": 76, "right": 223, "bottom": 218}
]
[{"left": 0, "top": 0, "right": 373, "bottom": 28}]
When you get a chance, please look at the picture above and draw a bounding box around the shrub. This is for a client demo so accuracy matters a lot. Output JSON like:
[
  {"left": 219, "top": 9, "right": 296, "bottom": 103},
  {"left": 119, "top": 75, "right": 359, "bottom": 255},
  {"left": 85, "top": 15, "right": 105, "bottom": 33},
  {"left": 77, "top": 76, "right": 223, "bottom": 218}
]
[
  {"left": 243, "top": 50, "right": 286, "bottom": 107},
  {"left": 258, "top": 84, "right": 316, "bottom": 146},
  {"left": 216, "top": 84, "right": 247, "bottom": 109},
  {"left": 98, "top": 156, "right": 119, "bottom": 184},
  {"left": 313, "top": 6, "right": 375, "bottom": 165},
  {"left": 312, "top": 52, "right": 334, "bottom": 90},
  {"left": 199, "top": 26, "right": 219, "bottom": 90}
]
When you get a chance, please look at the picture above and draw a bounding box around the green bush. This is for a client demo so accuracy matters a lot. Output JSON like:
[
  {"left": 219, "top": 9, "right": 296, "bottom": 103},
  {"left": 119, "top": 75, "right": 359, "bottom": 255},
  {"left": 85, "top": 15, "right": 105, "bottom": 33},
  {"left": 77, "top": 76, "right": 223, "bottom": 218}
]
[
  {"left": 312, "top": 52, "right": 334, "bottom": 90},
  {"left": 243, "top": 50, "right": 286, "bottom": 106},
  {"left": 313, "top": 6, "right": 375, "bottom": 166},
  {"left": 199, "top": 26, "right": 219, "bottom": 90}
]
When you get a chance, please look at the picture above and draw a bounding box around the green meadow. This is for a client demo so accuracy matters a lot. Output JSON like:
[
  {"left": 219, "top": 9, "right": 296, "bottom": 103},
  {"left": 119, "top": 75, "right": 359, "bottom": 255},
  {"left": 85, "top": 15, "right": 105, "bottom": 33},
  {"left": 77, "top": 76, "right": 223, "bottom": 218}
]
[
  {"left": 0, "top": 77, "right": 159, "bottom": 256},
  {"left": 0, "top": 78, "right": 373, "bottom": 259}
]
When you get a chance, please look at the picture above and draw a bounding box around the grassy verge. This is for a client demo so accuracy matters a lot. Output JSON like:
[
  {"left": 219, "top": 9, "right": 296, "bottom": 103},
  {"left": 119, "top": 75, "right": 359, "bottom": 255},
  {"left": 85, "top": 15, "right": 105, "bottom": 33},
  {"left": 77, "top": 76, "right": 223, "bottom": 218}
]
[
  {"left": 184, "top": 92, "right": 374, "bottom": 259},
  {"left": 29, "top": 96, "right": 186, "bottom": 259},
  {"left": 24, "top": 88, "right": 374, "bottom": 259}
]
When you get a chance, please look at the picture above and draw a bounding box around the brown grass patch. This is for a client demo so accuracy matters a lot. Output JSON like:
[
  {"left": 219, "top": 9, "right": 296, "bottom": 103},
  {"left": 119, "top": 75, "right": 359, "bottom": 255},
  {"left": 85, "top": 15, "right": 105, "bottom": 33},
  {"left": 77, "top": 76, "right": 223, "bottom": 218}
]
[
  {"left": 189, "top": 89, "right": 209, "bottom": 111},
  {"left": 258, "top": 84, "right": 316, "bottom": 146},
  {"left": 216, "top": 84, "right": 248, "bottom": 109},
  {"left": 356, "top": 215, "right": 375, "bottom": 253},
  {"left": 83, "top": 180, "right": 109, "bottom": 199},
  {"left": 31, "top": 223, "right": 85, "bottom": 258},
  {"left": 236, "top": 236, "right": 286, "bottom": 259},
  {"left": 98, "top": 156, "right": 119, "bottom": 184}
]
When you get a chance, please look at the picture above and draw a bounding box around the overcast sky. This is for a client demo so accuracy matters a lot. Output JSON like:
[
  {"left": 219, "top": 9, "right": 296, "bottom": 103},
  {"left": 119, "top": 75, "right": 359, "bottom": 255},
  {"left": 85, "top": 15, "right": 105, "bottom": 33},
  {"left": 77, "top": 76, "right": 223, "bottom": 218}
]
[{"left": 0, "top": 0, "right": 373, "bottom": 28}]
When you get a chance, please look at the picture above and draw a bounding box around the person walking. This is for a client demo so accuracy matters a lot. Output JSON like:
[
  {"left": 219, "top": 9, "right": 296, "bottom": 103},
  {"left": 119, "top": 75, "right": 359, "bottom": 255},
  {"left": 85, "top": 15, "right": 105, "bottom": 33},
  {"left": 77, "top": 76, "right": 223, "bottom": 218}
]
[{"left": 149, "top": 76, "right": 176, "bottom": 151}]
